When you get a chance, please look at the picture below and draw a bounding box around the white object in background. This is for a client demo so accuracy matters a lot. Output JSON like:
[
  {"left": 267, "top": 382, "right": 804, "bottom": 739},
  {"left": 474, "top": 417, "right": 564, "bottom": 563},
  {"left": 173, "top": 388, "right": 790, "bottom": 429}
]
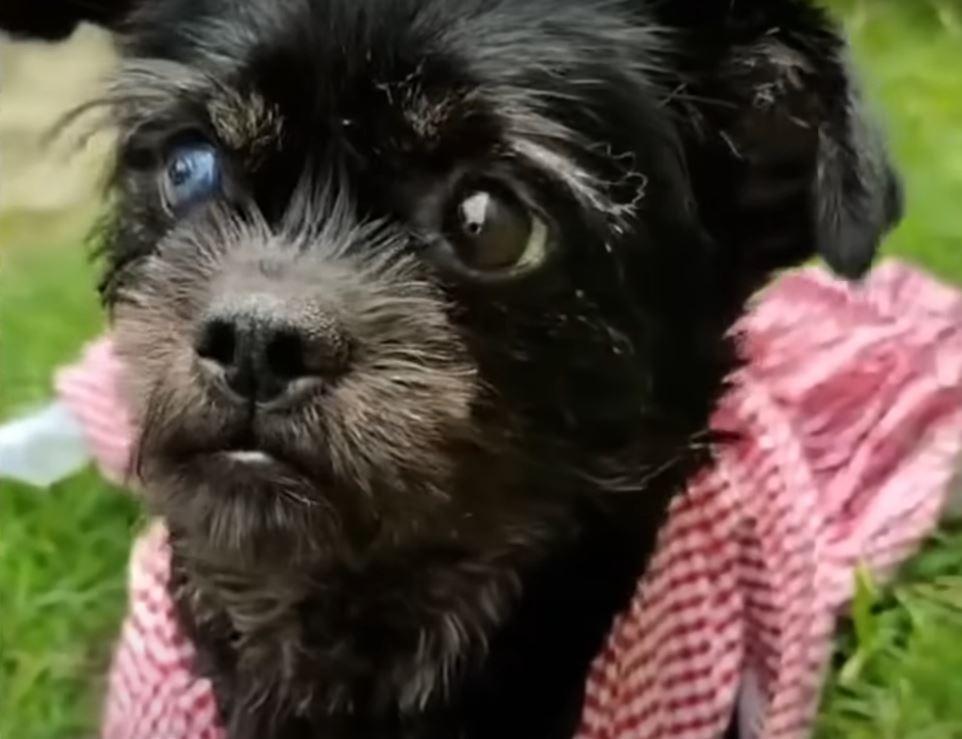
[{"left": 0, "top": 401, "right": 92, "bottom": 487}]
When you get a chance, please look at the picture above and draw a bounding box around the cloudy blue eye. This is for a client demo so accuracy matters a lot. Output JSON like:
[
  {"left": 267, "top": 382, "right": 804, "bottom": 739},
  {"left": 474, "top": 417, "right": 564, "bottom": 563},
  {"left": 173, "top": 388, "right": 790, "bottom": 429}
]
[{"left": 162, "top": 143, "right": 221, "bottom": 212}]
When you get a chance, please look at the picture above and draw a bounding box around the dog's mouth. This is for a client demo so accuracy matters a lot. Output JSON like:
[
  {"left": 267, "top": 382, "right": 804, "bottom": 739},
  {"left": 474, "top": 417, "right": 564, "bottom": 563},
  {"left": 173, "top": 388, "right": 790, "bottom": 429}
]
[
  {"left": 211, "top": 447, "right": 291, "bottom": 473},
  {"left": 180, "top": 425, "right": 324, "bottom": 486},
  {"left": 221, "top": 449, "right": 275, "bottom": 465}
]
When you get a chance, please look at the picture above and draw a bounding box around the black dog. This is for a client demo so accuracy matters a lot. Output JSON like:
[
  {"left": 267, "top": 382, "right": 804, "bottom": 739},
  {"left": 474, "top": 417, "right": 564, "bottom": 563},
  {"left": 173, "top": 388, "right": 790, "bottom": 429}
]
[{"left": 5, "top": 2, "right": 901, "bottom": 737}]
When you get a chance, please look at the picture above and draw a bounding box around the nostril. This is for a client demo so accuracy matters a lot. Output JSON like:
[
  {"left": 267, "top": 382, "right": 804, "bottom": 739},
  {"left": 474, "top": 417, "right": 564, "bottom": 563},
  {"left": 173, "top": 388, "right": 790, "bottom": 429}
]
[
  {"left": 264, "top": 324, "right": 353, "bottom": 385},
  {"left": 265, "top": 330, "right": 306, "bottom": 380},
  {"left": 196, "top": 319, "right": 237, "bottom": 367}
]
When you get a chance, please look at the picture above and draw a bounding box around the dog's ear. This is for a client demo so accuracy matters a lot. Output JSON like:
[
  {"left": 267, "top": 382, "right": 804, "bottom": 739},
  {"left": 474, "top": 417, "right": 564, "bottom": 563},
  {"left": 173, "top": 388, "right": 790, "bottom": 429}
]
[
  {"left": 664, "top": 1, "right": 903, "bottom": 279},
  {"left": 0, "top": 0, "right": 134, "bottom": 41}
]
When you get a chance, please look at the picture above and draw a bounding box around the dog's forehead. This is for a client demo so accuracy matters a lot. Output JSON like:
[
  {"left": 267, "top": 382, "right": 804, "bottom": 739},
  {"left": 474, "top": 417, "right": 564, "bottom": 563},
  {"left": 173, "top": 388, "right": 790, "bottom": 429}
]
[
  {"left": 201, "top": 77, "right": 473, "bottom": 165},
  {"left": 111, "top": 0, "right": 681, "bottom": 229},
  {"left": 122, "top": 0, "right": 667, "bottom": 159}
]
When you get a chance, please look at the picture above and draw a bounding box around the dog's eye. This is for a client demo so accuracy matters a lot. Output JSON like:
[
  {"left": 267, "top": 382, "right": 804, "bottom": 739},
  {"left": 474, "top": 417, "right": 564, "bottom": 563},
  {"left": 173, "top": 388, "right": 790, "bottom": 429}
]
[
  {"left": 445, "top": 187, "right": 550, "bottom": 273},
  {"left": 161, "top": 143, "right": 222, "bottom": 213}
]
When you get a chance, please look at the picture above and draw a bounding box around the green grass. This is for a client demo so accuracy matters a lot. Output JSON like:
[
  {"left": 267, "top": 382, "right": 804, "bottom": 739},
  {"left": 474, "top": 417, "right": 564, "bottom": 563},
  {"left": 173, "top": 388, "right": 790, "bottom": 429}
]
[
  {"left": 0, "top": 214, "right": 141, "bottom": 739},
  {"left": 0, "top": 2, "right": 961, "bottom": 737},
  {"left": 817, "top": 529, "right": 962, "bottom": 739},
  {"left": 835, "top": 0, "right": 962, "bottom": 283},
  {"left": 813, "top": 2, "right": 962, "bottom": 737}
]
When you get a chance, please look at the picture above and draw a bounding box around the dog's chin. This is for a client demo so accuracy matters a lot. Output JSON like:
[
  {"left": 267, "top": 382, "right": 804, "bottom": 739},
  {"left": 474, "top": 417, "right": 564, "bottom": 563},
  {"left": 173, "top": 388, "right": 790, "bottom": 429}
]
[
  {"left": 192, "top": 446, "right": 323, "bottom": 488},
  {"left": 142, "top": 443, "right": 359, "bottom": 564}
]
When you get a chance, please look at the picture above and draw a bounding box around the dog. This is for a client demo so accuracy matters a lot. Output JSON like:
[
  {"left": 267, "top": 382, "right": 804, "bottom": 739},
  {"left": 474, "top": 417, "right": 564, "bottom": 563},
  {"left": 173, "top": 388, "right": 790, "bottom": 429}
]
[{"left": 4, "top": 2, "right": 902, "bottom": 737}]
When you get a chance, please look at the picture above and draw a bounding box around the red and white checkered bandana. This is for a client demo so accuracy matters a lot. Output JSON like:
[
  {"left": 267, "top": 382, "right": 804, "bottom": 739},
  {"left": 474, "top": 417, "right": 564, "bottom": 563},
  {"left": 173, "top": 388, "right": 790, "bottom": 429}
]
[{"left": 56, "top": 261, "right": 962, "bottom": 739}]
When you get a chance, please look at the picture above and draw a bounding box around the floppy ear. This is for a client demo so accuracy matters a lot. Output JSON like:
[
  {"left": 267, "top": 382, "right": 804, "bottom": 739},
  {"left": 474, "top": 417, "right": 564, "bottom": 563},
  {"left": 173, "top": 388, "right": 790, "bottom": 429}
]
[
  {"left": 663, "top": 0, "right": 903, "bottom": 279},
  {"left": 0, "top": 0, "right": 133, "bottom": 41}
]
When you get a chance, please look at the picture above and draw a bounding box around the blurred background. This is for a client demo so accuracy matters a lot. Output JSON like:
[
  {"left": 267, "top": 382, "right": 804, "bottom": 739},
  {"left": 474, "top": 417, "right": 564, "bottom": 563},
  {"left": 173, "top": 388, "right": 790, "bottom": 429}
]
[{"left": 1, "top": 1, "right": 961, "bottom": 737}]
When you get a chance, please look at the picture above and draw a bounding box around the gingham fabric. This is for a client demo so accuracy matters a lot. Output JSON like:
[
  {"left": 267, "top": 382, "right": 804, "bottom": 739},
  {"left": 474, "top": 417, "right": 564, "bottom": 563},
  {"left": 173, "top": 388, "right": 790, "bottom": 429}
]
[
  {"left": 54, "top": 261, "right": 962, "bottom": 739},
  {"left": 56, "top": 339, "right": 134, "bottom": 488}
]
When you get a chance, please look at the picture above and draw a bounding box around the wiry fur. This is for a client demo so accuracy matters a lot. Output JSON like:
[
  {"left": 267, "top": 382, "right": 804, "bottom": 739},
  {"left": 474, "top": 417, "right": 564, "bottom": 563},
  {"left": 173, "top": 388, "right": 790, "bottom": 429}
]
[{"left": 18, "top": 1, "right": 901, "bottom": 737}]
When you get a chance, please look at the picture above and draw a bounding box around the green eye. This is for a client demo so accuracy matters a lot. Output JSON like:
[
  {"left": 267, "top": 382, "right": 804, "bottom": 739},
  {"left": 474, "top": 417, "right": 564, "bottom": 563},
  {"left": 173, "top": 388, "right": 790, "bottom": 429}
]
[{"left": 446, "top": 187, "right": 550, "bottom": 272}]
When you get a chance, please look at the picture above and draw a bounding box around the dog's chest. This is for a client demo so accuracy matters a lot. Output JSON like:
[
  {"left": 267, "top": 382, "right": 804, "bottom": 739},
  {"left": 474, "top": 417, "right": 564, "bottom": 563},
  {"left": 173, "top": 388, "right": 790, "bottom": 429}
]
[{"left": 167, "top": 522, "right": 645, "bottom": 739}]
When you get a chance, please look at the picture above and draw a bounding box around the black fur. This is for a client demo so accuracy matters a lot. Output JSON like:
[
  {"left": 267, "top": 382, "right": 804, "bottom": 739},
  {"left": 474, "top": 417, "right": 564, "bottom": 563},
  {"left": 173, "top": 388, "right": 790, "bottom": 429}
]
[
  {"left": 13, "top": 2, "right": 901, "bottom": 737},
  {"left": 0, "top": 0, "right": 131, "bottom": 40}
]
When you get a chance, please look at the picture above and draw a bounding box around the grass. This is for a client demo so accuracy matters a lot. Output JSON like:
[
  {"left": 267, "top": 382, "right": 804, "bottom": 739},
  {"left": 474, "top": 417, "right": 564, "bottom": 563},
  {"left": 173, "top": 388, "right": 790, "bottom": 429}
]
[
  {"left": 0, "top": 231, "right": 142, "bottom": 738},
  {"left": 0, "top": 2, "right": 960, "bottom": 737},
  {"left": 812, "top": 2, "right": 962, "bottom": 737},
  {"left": 817, "top": 530, "right": 962, "bottom": 739},
  {"left": 835, "top": 0, "right": 962, "bottom": 282}
]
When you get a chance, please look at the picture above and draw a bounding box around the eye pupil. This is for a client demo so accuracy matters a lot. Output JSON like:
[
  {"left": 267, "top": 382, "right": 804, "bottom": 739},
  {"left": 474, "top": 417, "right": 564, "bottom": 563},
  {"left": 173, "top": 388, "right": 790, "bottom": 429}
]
[
  {"left": 449, "top": 187, "right": 535, "bottom": 272},
  {"left": 459, "top": 192, "right": 491, "bottom": 237},
  {"left": 168, "top": 157, "right": 194, "bottom": 187}
]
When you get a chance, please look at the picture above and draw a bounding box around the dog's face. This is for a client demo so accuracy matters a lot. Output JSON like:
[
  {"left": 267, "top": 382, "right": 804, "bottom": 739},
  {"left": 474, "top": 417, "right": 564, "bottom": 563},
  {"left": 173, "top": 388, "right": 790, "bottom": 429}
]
[{"left": 90, "top": 0, "right": 900, "bottom": 567}]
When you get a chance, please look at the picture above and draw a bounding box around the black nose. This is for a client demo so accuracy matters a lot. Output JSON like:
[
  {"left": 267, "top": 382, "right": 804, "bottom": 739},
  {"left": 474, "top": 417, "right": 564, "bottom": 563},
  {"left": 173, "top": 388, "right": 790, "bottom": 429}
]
[{"left": 195, "top": 307, "right": 352, "bottom": 404}]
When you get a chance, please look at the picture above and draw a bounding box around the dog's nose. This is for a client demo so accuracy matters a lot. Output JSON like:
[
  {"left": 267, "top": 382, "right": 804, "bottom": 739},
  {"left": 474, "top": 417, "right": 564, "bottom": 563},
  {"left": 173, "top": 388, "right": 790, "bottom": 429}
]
[{"left": 195, "top": 305, "right": 352, "bottom": 404}]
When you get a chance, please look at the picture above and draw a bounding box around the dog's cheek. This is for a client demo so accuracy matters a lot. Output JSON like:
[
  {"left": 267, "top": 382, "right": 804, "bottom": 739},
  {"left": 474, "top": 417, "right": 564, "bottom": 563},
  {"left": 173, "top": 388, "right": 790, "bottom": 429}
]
[
  {"left": 111, "top": 253, "right": 219, "bottom": 448},
  {"left": 113, "top": 311, "right": 191, "bottom": 420},
  {"left": 332, "top": 371, "right": 476, "bottom": 486},
  {"left": 328, "top": 280, "right": 485, "bottom": 493}
]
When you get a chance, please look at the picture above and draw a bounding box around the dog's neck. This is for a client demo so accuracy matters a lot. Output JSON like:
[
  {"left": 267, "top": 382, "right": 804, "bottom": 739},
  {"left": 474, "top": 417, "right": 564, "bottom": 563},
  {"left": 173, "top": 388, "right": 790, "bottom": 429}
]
[{"left": 168, "top": 495, "right": 659, "bottom": 739}]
